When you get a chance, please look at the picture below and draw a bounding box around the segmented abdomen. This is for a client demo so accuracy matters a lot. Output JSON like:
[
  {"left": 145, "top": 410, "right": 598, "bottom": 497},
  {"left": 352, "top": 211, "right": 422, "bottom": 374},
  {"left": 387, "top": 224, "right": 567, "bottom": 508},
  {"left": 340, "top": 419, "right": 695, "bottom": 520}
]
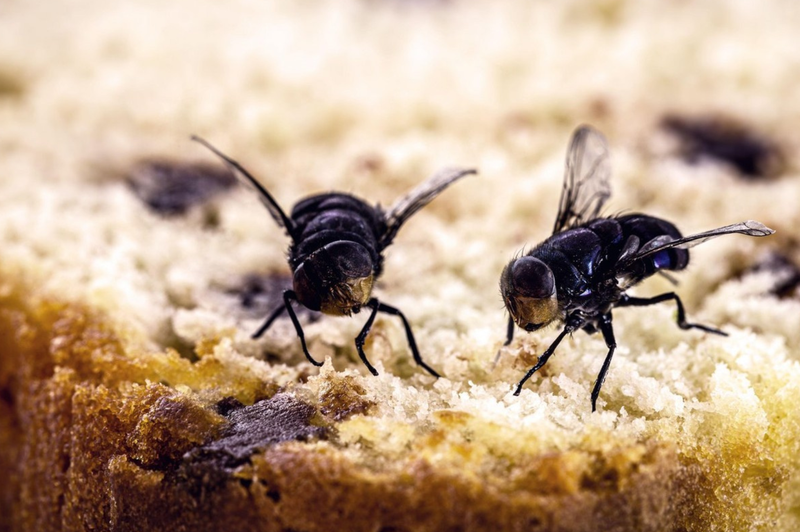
[
  {"left": 616, "top": 214, "right": 689, "bottom": 274},
  {"left": 289, "top": 193, "right": 386, "bottom": 272}
]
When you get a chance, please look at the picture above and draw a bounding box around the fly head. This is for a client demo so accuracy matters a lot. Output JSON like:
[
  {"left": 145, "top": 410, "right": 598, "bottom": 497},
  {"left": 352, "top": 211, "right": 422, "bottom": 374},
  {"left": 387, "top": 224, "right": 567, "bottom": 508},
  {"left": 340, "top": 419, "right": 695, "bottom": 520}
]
[
  {"left": 293, "top": 241, "right": 375, "bottom": 316},
  {"left": 501, "top": 256, "right": 561, "bottom": 331}
]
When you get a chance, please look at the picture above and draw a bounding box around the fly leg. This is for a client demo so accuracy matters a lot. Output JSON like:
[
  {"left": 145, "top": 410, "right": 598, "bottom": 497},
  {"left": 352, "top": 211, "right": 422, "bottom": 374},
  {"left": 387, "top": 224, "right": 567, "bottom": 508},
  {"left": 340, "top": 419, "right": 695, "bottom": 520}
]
[
  {"left": 253, "top": 289, "right": 322, "bottom": 367},
  {"left": 252, "top": 301, "right": 287, "bottom": 339},
  {"left": 354, "top": 299, "right": 381, "bottom": 376},
  {"left": 493, "top": 316, "right": 516, "bottom": 369},
  {"left": 513, "top": 323, "right": 575, "bottom": 396},
  {"left": 373, "top": 300, "right": 440, "bottom": 378},
  {"left": 617, "top": 292, "right": 727, "bottom": 336},
  {"left": 504, "top": 316, "right": 515, "bottom": 346},
  {"left": 591, "top": 313, "right": 617, "bottom": 412}
]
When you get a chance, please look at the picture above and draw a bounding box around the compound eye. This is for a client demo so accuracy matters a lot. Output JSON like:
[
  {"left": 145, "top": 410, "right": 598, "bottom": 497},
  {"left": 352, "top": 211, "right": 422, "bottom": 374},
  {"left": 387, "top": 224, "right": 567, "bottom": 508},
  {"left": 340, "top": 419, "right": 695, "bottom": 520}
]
[
  {"left": 292, "top": 263, "right": 322, "bottom": 311},
  {"left": 511, "top": 257, "right": 555, "bottom": 299},
  {"left": 324, "top": 241, "right": 373, "bottom": 279}
]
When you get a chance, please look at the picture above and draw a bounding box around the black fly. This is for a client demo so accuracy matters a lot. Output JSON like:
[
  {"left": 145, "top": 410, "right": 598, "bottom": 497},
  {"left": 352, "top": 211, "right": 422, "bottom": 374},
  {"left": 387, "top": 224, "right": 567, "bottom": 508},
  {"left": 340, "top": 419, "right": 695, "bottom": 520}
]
[
  {"left": 500, "top": 126, "right": 774, "bottom": 411},
  {"left": 193, "top": 136, "right": 475, "bottom": 377}
]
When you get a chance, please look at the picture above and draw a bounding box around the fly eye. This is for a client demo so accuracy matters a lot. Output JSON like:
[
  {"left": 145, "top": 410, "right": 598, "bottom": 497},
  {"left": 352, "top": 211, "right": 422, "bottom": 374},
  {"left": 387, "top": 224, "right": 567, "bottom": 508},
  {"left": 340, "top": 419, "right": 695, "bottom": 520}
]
[
  {"left": 292, "top": 264, "right": 322, "bottom": 311},
  {"left": 511, "top": 257, "right": 555, "bottom": 299}
]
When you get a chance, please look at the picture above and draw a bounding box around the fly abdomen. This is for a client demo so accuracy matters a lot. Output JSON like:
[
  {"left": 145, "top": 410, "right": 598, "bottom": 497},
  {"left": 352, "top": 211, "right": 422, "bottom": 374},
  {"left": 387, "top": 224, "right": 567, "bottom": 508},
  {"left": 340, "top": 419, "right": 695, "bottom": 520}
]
[
  {"left": 617, "top": 214, "right": 689, "bottom": 274},
  {"left": 289, "top": 194, "right": 386, "bottom": 272}
]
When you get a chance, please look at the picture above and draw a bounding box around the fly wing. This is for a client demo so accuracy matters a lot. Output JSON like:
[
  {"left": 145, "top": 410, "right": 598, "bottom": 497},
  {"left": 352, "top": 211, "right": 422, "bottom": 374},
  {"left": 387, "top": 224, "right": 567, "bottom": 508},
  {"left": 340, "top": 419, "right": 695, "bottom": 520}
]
[
  {"left": 192, "top": 136, "right": 298, "bottom": 240},
  {"left": 381, "top": 167, "right": 477, "bottom": 247},
  {"left": 552, "top": 125, "right": 612, "bottom": 234},
  {"left": 630, "top": 220, "right": 774, "bottom": 261}
]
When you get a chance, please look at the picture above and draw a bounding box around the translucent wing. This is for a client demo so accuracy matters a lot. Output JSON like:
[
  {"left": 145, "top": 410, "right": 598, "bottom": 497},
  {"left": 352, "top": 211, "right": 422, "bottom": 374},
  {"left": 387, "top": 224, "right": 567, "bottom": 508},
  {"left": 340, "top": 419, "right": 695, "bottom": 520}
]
[
  {"left": 631, "top": 220, "right": 774, "bottom": 261},
  {"left": 192, "top": 136, "right": 298, "bottom": 240},
  {"left": 381, "top": 167, "right": 477, "bottom": 247},
  {"left": 552, "top": 125, "right": 612, "bottom": 234}
]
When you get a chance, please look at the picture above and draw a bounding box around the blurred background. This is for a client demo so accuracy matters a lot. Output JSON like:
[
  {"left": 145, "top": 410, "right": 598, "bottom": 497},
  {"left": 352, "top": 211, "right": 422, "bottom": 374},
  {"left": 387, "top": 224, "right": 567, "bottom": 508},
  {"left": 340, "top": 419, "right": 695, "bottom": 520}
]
[
  {"left": 0, "top": 0, "right": 798, "bottom": 352},
  {"left": 1, "top": 0, "right": 797, "bottom": 183}
]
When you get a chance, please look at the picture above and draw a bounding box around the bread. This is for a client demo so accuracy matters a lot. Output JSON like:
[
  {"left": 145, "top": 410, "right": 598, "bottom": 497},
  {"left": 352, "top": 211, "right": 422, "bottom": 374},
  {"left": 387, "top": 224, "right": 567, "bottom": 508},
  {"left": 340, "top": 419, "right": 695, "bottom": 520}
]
[{"left": 1, "top": 1, "right": 799, "bottom": 531}]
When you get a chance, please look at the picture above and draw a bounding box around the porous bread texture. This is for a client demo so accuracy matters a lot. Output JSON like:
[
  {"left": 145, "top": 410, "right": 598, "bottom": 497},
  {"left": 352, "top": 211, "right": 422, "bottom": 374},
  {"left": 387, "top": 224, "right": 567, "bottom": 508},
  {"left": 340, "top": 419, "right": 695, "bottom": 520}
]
[
  {"left": 1, "top": 0, "right": 800, "bottom": 531},
  {"left": 3, "top": 281, "right": 797, "bottom": 532}
]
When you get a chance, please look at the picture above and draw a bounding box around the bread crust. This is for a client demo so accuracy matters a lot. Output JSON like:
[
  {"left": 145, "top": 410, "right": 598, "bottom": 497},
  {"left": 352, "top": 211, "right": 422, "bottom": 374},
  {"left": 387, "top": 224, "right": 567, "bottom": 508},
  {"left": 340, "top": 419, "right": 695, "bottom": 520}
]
[{"left": 0, "top": 282, "right": 794, "bottom": 532}]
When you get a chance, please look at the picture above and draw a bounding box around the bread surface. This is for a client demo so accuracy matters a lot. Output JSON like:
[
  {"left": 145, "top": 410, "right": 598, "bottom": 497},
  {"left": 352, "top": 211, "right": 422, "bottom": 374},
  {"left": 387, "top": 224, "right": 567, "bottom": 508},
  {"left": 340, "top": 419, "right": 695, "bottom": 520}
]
[{"left": 1, "top": 1, "right": 800, "bottom": 531}]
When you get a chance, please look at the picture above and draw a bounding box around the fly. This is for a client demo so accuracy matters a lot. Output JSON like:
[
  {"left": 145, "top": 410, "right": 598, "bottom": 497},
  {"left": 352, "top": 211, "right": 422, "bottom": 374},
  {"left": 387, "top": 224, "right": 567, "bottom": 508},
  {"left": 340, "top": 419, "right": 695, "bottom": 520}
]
[
  {"left": 500, "top": 125, "right": 774, "bottom": 411},
  {"left": 194, "top": 136, "right": 475, "bottom": 377}
]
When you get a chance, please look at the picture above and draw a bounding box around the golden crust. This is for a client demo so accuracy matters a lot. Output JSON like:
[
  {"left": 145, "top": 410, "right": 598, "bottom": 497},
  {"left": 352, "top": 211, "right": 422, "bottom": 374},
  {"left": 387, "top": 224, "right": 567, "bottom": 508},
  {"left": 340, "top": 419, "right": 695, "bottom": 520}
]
[{"left": 1, "top": 278, "right": 796, "bottom": 532}]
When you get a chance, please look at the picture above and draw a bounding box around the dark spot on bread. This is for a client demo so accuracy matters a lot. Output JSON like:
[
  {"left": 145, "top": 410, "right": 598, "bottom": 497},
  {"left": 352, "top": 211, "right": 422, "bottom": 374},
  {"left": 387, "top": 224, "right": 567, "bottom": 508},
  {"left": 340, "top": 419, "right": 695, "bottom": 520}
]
[
  {"left": 235, "top": 273, "right": 291, "bottom": 313},
  {"left": 215, "top": 396, "right": 245, "bottom": 416},
  {"left": 0, "top": 68, "right": 25, "bottom": 98},
  {"left": 353, "top": 153, "right": 385, "bottom": 174},
  {"left": 263, "top": 482, "right": 281, "bottom": 503},
  {"left": 160, "top": 329, "right": 199, "bottom": 362},
  {"left": 587, "top": 97, "right": 612, "bottom": 121},
  {"left": 661, "top": 114, "right": 784, "bottom": 179},
  {"left": 175, "top": 394, "right": 326, "bottom": 493},
  {"left": 0, "top": 387, "right": 13, "bottom": 408},
  {"left": 127, "top": 160, "right": 236, "bottom": 216},
  {"left": 206, "top": 393, "right": 326, "bottom": 462},
  {"left": 749, "top": 251, "right": 800, "bottom": 299},
  {"left": 230, "top": 273, "right": 318, "bottom": 321}
]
